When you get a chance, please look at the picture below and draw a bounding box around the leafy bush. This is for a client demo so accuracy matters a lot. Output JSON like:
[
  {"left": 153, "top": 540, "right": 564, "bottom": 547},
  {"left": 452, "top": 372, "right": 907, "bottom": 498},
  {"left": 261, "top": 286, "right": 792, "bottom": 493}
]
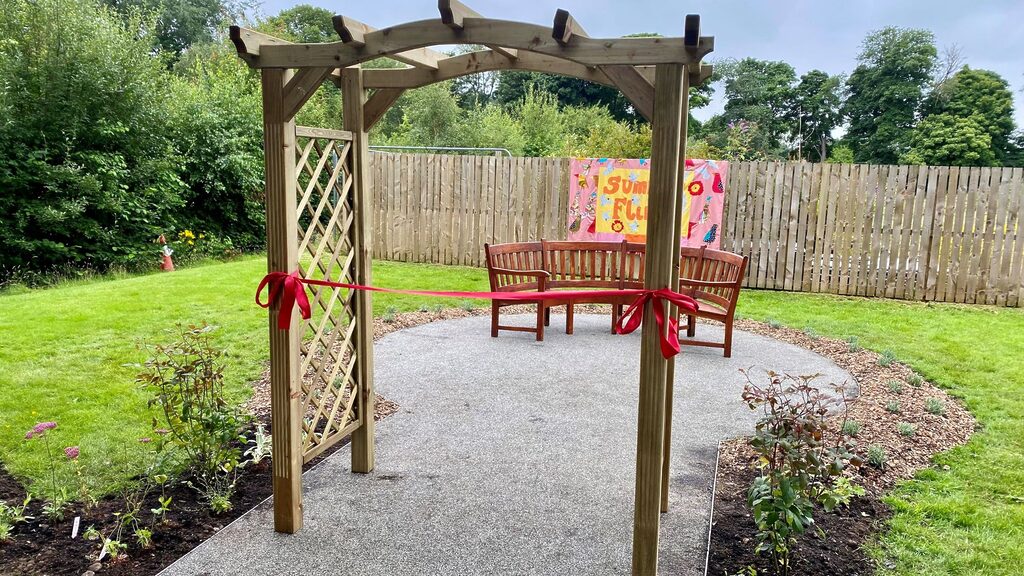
[
  {"left": 742, "top": 371, "right": 861, "bottom": 575},
  {"left": 846, "top": 336, "right": 861, "bottom": 353},
  {"left": 907, "top": 373, "right": 924, "bottom": 387},
  {"left": 925, "top": 398, "right": 947, "bottom": 416},
  {"left": 878, "top": 349, "right": 898, "bottom": 367},
  {"left": 898, "top": 422, "right": 916, "bottom": 437},
  {"left": 886, "top": 400, "right": 901, "bottom": 414},
  {"left": 842, "top": 420, "right": 861, "bottom": 437},
  {"left": 0, "top": 497, "right": 32, "bottom": 541},
  {"left": 867, "top": 445, "right": 887, "bottom": 469},
  {"left": 137, "top": 324, "right": 248, "bottom": 511},
  {"left": 887, "top": 380, "right": 904, "bottom": 394}
]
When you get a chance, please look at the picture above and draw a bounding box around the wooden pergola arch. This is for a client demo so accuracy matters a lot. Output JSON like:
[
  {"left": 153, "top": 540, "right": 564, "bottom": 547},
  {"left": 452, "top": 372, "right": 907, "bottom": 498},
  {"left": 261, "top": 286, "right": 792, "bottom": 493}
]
[{"left": 232, "top": 2, "right": 713, "bottom": 573}]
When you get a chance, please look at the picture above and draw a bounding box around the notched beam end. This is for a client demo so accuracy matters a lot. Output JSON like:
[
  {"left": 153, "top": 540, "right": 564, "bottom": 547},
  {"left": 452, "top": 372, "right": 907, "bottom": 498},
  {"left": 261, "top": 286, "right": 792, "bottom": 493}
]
[
  {"left": 334, "top": 15, "right": 367, "bottom": 47},
  {"left": 228, "top": 25, "right": 248, "bottom": 55},
  {"left": 439, "top": 0, "right": 481, "bottom": 30},
  {"left": 684, "top": 14, "right": 700, "bottom": 47},
  {"left": 552, "top": 9, "right": 586, "bottom": 46}
]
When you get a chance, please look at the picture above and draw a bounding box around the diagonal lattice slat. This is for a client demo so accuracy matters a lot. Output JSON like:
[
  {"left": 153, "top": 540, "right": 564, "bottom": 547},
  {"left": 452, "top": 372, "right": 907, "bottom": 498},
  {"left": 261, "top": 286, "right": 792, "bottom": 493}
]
[{"left": 294, "top": 126, "right": 362, "bottom": 462}]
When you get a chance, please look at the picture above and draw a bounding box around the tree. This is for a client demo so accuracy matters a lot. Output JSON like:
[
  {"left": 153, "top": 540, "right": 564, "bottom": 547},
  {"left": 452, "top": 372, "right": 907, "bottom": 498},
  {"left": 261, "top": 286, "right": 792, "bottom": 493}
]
[
  {"left": 786, "top": 70, "right": 845, "bottom": 161},
  {"left": 843, "top": 27, "right": 937, "bottom": 164},
  {"left": 901, "top": 113, "right": 996, "bottom": 167},
  {"left": 104, "top": 0, "right": 243, "bottom": 56},
  {"left": 259, "top": 4, "right": 336, "bottom": 43},
  {"left": 923, "top": 66, "right": 1016, "bottom": 164},
  {"left": 715, "top": 58, "right": 796, "bottom": 154}
]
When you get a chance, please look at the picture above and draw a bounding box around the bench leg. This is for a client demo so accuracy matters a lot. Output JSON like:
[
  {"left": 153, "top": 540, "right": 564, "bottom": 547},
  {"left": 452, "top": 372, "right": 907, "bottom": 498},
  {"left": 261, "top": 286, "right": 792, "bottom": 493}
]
[
  {"left": 686, "top": 315, "right": 697, "bottom": 338},
  {"left": 536, "top": 304, "right": 545, "bottom": 342},
  {"left": 491, "top": 302, "right": 500, "bottom": 338},
  {"left": 611, "top": 304, "right": 620, "bottom": 334},
  {"left": 566, "top": 302, "right": 574, "bottom": 335},
  {"left": 545, "top": 307, "right": 551, "bottom": 327},
  {"left": 724, "top": 317, "right": 733, "bottom": 358}
]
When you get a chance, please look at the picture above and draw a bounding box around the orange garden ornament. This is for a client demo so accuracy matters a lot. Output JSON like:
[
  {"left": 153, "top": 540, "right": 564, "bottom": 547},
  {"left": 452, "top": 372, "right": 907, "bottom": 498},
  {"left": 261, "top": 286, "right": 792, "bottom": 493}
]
[{"left": 158, "top": 234, "right": 175, "bottom": 272}]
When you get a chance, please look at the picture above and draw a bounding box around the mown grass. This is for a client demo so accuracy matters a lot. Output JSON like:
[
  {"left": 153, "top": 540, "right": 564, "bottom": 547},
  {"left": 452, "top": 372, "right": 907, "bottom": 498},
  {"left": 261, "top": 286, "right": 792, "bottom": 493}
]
[
  {"left": 736, "top": 291, "right": 1024, "bottom": 576},
  {"left": 0, "top": 256, "right": 487, "bottom": 495}
]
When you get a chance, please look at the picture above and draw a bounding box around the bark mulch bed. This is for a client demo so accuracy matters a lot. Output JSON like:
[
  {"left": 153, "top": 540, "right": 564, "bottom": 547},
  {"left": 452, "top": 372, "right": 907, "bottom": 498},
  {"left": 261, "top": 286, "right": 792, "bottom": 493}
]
[{"left": 706, "top": 319, "right": 976, "bottom": 576}]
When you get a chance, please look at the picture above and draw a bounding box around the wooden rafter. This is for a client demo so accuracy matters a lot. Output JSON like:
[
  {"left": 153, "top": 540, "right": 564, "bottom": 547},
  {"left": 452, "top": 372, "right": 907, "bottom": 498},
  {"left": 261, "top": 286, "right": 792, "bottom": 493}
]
[
  {"left": 364, "top": 88, "right": 405, "bottom": 131},
  {"left": 283, "top": 67, "right": 335, "bottom": 120},
  {"left": 242, "top": 19, "right": 712, "bottom": 69},
  {"left": 363, "top": 49, "right": 628, "bottom": 89},
  {"left": 551, "top": 9, "right": 654, "bottom": 121},
  {"left": 333, "top": 15, "right": 446, "bottom": 70},
  {"left": 438, "top": 0, "right": 518, "bottom": 60}
]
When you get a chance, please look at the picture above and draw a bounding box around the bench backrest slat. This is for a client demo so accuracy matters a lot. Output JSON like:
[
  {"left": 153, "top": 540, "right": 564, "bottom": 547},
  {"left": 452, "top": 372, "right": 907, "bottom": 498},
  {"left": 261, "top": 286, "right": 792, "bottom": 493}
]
[
  {"left": 543, "top": 240, "right": 624, "bottom": 289},
  {"left": 484, "top": 242, "right": 544, "bottom": 292}
]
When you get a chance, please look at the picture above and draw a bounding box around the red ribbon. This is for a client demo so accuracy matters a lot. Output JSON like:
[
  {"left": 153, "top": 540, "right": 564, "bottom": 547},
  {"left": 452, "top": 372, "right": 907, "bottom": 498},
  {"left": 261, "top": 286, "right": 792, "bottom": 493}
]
[{"left": 256, "top": 271, "right": 698, "bottom": 358}]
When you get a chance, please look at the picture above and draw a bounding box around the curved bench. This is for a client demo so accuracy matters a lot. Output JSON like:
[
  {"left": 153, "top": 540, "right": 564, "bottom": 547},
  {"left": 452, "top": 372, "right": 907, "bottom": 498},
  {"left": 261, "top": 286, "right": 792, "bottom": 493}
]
[{"left": 484, "top": 240, "right": 747, "bottom": 356}]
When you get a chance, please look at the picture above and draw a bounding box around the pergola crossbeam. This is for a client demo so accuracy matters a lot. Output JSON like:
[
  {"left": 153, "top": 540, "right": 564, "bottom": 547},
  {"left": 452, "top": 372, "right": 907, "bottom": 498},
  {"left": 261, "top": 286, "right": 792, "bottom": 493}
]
[
  {"left": 364, "top": 88, "right": 406, "bottom": 131},
  {"left": 284, "top": 67, "right": 335, "bottom": 120},
  {"left": 333, "top": 15, "right": 446, "bottom": 70}
]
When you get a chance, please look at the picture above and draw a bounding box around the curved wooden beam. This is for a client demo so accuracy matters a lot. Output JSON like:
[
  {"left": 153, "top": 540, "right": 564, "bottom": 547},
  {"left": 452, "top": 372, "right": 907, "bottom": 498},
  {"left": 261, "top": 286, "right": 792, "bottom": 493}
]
[
  {"left": 439, "top": 0, "right": 518, "bottom": 60},
  {"left": 362, "top": 49, "right": 618, "bottom": 89},
  {"left": 253, "top": 18, "right": 711, "bottom": 69},
  {"left": 333, "top": 15, "right": 446, "bottom": 69}
]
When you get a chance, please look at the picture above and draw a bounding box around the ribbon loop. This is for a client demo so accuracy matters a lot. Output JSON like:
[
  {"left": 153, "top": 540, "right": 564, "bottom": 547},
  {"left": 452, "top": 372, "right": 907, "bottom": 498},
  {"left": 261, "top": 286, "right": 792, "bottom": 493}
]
[{"left": 256, "top": 272, "right": 698, "bottom": 358}]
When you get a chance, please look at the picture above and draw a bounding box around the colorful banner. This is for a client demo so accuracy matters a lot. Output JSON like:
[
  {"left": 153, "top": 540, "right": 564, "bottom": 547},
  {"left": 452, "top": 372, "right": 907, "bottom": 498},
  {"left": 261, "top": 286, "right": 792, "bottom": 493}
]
[{"left": 566, "top": 158, "right": 727, "bottom": 249}]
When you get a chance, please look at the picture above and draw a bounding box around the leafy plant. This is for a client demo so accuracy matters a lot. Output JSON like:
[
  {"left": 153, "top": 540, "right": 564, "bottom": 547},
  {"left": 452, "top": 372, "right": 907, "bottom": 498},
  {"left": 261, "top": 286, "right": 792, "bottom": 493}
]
[
  {"left": 820, "top": 476, "right": 866, "bottom": 512},
  {"left": 842, "top": 420, "right": 861, "bottom": 437},
  {"left": 898, "top": 422, "right": 916, "bottom": 437},
  {"left": 0, "top": 496, "right": 32, "bottom": 541},
  {"left": 887, "top": 380, "right": 904, "bottom": 394},
  {"left": 23, "top": 421, "right": 70, "bottom": 520},
  {"left": 867, "top": 445, "right": 887, "bottom": 469},
  {"left": 742, "top": 371, "right": 861, "bottom": 575},
  {"left": 803, "top": 326, "right": 818, "bottom": 340},
  {"left": 886, "top": 400, "right": 901, "bottom": 414},
  {"left": 83, "top": 524, "right": 101, "bottom": 541},
  {"left": 382, "top": 306, "right": 398, "bottom": 323},
  {"left": 245, "top": 424, "right": 272, "bottom": 465},
  {"left": 766, "top": 318, "right": 782, "bottom": 329},
  {"left": 846, "top": 336, "right": 861, "bottom": 353},
  {"left": 878, "top": 349, "right": 898, "bottom": 367},
  {"left": 906, "top": 373, "right": 924, "bottom": 387},
  {"left": 460, "top": 300, "right": 476, "bottom": 312},
  {"left": 134, "top": 527, "right": 153, "bottom": 548},
  {"left": 137, "top": 324, "right": 248, "bottom": 512},
  {"left": 418, "top": 304, "right": 430, "bottom": 313},
  {"left": 926, "top": 398, "right": 947, "bottom": 416}
]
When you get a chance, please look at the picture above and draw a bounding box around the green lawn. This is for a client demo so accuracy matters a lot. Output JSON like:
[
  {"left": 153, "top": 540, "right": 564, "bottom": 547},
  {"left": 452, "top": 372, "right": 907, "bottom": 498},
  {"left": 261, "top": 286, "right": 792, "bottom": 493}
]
[
  {"left": 2, "top": 260, "right": 1022, "bottom": 574},
  {"left": 0, "top": 256, "right": 488, "bottom": 495},
  {"left": 736, "top": 292, "right": 1024, "bottom": 576}
]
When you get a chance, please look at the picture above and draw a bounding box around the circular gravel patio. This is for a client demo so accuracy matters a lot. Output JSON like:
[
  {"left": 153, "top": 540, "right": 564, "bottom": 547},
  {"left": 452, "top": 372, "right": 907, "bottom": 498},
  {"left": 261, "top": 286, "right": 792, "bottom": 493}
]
[{"left": 161, "top": 313, "right": 855, "bottom": 576}]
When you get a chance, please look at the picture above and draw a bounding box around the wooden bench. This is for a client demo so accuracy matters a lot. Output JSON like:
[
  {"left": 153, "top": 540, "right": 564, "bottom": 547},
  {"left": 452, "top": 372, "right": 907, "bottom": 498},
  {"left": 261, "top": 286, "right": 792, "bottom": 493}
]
[{"left": 484, "top": 240, "right": 747, "bottom": 355}]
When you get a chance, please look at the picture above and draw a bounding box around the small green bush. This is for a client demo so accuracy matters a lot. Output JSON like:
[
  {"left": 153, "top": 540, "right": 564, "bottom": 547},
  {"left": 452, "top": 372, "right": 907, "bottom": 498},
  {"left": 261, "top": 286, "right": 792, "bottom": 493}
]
[
  {"left": 885, "top": 400, "right": 901, "bottom": 414},
  {"left": 878, "top": 349, "right": 898, "bottom": 367},
  {"left": 867, "top": 445, "right": 887, "bottom": 469},
  {"left": 846, "top": 336, "right": 861, "bottom": 353},
  {"left": 460, "top": 300, "right": 476, "bottom": 312},
  {"left": 887, "top": 380, "right": 904, "bottom": 394},
  {"left": 907, "top": 373, "right": 924, "bottom": 387},
  {"left": 842, "top": 420, "right": 861, "bottom": 437},
  {"left": 926, "top": 398, "right": 947, "bottom": 416},
  {"left": 383, "top": 306, "right": 398, "bottom": 323},
  {"left": 765, "top": 317, "right": 782, "bottom": 329},
  {"left": 898, "top": 422, "right": 916, "bottom": 437},
  {"left": 803, "top": 326, "right": 818, "bottom": 340}
]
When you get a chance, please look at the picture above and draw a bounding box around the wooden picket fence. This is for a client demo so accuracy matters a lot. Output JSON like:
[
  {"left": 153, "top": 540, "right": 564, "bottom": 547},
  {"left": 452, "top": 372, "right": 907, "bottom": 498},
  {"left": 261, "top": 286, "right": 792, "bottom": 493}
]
[{"left": 369, "top": 153, "right": 1024, "bottom": 307}]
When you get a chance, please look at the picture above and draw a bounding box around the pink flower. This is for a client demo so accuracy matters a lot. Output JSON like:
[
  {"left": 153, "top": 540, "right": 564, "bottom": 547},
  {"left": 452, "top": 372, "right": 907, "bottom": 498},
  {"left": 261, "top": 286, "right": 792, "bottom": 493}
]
[
  {"left": 154, "top": 428, "right": 170, "bottom": 436},
  {"left": 138, "top": 437, "right": 152, "bottom": 444},
  {"left": 26, "top": 421, "right": 57, "bottom": 439},
  {"left": 65, "top": 446, "right": 80, "bottom": 459}
]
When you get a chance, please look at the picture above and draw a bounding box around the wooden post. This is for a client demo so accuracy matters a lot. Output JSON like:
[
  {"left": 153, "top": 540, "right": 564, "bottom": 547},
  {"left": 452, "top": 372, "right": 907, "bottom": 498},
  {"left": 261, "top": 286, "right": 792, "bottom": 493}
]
[
  {"left": 632, "top": 62, "right": 686, "bottom": 575},
  {"left": 342, "top": 66, "right": 376, "bottom": 473},
  {"left": 661, "top": 71, "right": 691, "bottom": 513},
  {"left": 262, "top": 68, "right": 303, "bottom": 533}
]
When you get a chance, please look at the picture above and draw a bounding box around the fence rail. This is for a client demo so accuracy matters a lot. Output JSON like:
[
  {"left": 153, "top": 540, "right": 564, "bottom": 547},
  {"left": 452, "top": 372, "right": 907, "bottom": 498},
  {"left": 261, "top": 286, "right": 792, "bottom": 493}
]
[{"left": 368, "top": 153, "right": 1024, "bottom": 307}]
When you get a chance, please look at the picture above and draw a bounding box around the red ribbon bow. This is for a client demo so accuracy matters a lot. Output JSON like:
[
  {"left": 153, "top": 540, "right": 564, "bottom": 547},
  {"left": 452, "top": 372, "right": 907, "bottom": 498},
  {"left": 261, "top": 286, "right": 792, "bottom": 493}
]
[
  {"left": 614, "top": 287, "right": 699, "bottom": 358},
  {"left": 256, "top": 272, "right": 698, "bottom": 358}
]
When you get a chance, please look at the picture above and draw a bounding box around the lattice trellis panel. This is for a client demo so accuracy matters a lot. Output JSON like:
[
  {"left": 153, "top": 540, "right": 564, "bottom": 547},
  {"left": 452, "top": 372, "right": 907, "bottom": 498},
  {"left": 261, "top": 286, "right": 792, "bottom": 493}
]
[{"left": 294, "top": 126, "right": 362, "bottom": 462}]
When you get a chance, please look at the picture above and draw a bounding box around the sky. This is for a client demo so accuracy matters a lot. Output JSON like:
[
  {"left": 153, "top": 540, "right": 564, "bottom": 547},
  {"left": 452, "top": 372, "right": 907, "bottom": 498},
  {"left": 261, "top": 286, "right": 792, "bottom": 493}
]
[{"left": 255, "top": 0, "right": 1024, "bottom": 127}]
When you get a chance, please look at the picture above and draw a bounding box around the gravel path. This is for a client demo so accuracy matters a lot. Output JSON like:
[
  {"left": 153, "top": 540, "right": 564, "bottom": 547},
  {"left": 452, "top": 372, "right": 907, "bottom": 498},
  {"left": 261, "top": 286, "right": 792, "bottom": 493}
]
[{"left": 161, "top": 314, "right": 854, "bottom": 576}]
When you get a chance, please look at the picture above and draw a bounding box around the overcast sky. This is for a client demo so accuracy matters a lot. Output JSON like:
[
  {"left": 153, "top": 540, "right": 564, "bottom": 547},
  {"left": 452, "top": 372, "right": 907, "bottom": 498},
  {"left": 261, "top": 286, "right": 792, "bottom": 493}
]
[{"left": 256, "top": 0, "right": 1024, "bottom": 127}]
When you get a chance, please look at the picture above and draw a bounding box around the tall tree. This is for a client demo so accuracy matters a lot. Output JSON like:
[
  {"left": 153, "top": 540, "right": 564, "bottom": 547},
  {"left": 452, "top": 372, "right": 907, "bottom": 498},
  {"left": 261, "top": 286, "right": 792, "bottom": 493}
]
[
  {"left": 259, "top": 4, "right": 336, "bottom": 43},
  {"left": 901, "top": 113, "right": 996, "bottom": 167},
  {"left": 923, "top": 66, "right": 1016, "bottom": 164},
  {"left": 716, "top": 58, "right": 796, "bottom": 154},
  {"left": 843, "top": 27, "right": 937, "bottom": 164},
  {"left": 786, "top": 70, "right": 845, "bottom": 161},
  {"left": 104, "top": 0, "right": 244, "bottom": 56}
]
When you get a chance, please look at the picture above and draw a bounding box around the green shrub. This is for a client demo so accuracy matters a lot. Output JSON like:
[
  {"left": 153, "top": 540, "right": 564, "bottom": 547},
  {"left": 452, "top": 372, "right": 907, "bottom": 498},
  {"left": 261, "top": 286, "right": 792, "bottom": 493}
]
[
  {"left": 136, "top": 324, "right": 248, "bottom": 512},
  {"left": 842, "top": 420, "right": 861, "bottom": 437},
  {"left": 886, "top": 400, "right": 901, "bottom": 414},
  {"left": 867, "top": 445, "right": 887, "bottom": 469},
  {"left": 898, "top": 422, "right": 916, "bottom": 437},
  {"left": 907, "top": 373, "right": 924, "bottom": 387},
  {"left": 846, "top": 336, "right": 861, "bottom": 353},
  {"left": 887, "top": 380, "right": 904, "bottom": 394},
  {"left": 766, "top": 317, "right": 782, "bottom": 329},
  {"left": 878, "top": 349, "right": 898, "bottom": 367},
  {"left": 926, "top": 398, "right": 947, "bottom": 416}
]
